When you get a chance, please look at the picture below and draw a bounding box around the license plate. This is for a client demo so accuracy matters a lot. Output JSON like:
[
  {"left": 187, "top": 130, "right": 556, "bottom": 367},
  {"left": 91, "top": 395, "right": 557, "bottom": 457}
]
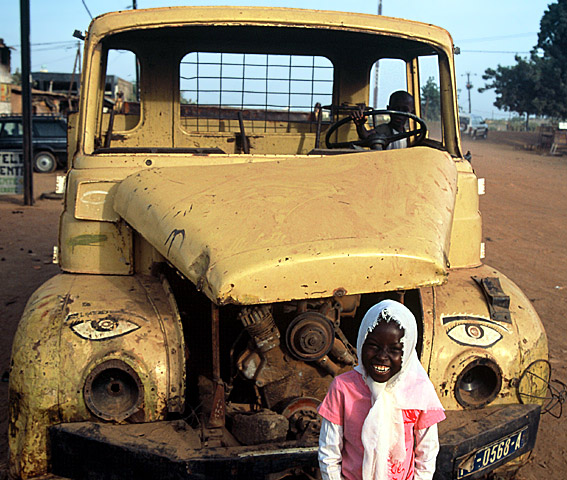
[{"left": 456, "top": 426, "right": 528, "bottom": 479}]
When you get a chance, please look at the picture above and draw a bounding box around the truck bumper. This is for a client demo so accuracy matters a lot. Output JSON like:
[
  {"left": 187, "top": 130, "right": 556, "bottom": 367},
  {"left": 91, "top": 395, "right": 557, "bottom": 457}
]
[{"left": 47, "top": 404, "right": 540, "bottom": 480}]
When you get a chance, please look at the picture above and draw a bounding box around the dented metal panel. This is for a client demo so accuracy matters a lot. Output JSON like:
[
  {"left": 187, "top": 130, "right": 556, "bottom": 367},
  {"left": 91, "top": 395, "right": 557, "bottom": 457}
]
[
  {"left": 59, "top": 213, "right": 133, "bottom": 274},
  {"left": 422, "top": 264, "right": 548, "bottom": 410},
  {"left": 114, "top": 148, "right": 457, "bottom": 305},
  {"left": 9, "top": 273, "right": 185, "bottom": 479}
]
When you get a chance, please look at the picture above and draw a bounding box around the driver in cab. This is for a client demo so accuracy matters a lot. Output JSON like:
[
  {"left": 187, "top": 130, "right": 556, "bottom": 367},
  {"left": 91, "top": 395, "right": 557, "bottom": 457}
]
[{"left": 351, "top": 91, "right": 415, "bottom": 150}]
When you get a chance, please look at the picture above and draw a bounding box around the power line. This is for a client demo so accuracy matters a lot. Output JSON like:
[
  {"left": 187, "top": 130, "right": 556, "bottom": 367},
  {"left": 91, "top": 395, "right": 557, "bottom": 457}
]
[
  {"left": 9, "top": 40, "right": 78, "bottom": 48},
  {"left": 461, "top": 50, "right": 531, "bottom": 54},
  {"left": 457, "top": 32, "right": 537, "bottom": 43},
  {"left": 34, "top": 45, "right": 77, "bottom": 53},
  {"left": 81, "top": 0, "right": 93, "bottom": 19},
  {"left": 31, "top": 54, "right": 76, "bottom": 70}
]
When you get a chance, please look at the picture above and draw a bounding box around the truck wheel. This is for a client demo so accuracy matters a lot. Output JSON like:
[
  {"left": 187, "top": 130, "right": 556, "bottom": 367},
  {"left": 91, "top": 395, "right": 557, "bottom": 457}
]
[{"left": 34, "top": 151, "right": 57, "bottom": 173}]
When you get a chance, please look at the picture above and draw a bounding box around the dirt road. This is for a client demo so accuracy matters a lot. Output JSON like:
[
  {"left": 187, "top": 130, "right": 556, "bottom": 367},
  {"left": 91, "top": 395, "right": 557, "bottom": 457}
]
[
  {"left": 465, "top": 132, "right": 567, "bottom": 479},
  {"left": 0, "top": 133, "right": 565, "bottom": 478}
]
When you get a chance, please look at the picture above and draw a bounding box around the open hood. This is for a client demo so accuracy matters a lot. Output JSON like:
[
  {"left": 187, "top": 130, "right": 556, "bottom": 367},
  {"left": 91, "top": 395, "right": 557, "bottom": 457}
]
[{"left": 114, "top": 148, "right": 458, "bottom": 304}]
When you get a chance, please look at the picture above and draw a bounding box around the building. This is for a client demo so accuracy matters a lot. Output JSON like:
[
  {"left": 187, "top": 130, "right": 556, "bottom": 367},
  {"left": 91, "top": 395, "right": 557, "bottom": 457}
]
[
  {"left": 0, "top": 38, "right": 12, "bottom": 114},
  {"left": 0, "top": 38, "right": 133, "bottom": 115},
  {"left": 32, "top": 71, "right": 134, "bottom": 102}
]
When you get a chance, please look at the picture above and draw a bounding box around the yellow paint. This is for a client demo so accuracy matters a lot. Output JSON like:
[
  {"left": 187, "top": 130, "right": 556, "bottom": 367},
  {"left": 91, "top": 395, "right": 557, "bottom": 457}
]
[
  {"left": 59, "top": 215, "right": 132, "bottom": 274},
  {"left": 113, "top": 148, "right": 457, "bottom": 304},
  {"left": 9, "top": 5, "right": 548, "bottom": 478},
  {"left": 422, "top": 265, "right": 548, "bottom": 410},
  {"left": 9, "top": 274, "right": 185, "bottom": 479}
]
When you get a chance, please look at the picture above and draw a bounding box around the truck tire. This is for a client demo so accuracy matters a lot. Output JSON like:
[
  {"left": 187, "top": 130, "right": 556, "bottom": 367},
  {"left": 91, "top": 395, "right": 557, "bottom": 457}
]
[{"left": 34, "top": 151, "right": 57, "bottom": 173}]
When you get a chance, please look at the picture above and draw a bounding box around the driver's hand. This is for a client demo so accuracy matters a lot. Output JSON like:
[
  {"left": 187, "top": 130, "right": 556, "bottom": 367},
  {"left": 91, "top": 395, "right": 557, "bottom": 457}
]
[{"left": 351, "top": 105, "right": 367, "bottom": 126}]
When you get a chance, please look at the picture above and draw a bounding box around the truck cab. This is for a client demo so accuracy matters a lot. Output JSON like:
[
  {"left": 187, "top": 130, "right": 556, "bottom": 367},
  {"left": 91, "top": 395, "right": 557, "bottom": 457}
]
[{"left": 9, "top": 7, "right": 549, "bottom": 480}]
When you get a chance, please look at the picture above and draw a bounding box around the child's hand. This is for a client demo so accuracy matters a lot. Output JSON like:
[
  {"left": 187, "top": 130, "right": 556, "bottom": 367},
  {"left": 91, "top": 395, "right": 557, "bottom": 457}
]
[{"left": 351, "top": 105, "right": 367, "bottom": 126}]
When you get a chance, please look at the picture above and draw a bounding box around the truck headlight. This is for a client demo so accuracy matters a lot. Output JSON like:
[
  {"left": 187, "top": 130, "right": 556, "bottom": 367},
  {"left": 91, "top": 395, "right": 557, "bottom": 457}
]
[
  {"left": 84, "top": 359, "right": 144, "bottom": 421},
  {"left": 455, "top": 358, "right": 502, "bottom": 408}
]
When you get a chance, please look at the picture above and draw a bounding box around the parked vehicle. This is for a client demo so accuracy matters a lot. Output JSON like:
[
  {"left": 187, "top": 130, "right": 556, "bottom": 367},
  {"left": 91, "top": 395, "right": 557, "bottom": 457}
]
[
  {"left": 460, "top": 113, "right": 488, "bottom": 139},
  {"left": 9, "top": 6, "right": 555, "bottom": 480},
  {"left": 0, "top": 114, "right": 67, "bottom": 173}
]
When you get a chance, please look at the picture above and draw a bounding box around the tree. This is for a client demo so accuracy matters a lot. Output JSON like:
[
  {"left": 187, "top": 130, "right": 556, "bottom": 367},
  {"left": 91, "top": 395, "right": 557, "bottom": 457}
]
[
  {"left": 536, "top": 0, "right": 567, "bottom": 119},
  {"left": 479, "top": 55, "right": 543, "bottom": 129},
  {"left": 537, "top": 0, "right": 567, "bottom": 64},
  {"left": 11, "top": 69, "right": 21, "bottom": 86},
  {"left": 420, "top": 77, "right": 440, "bottom": 121},
  {"left": 480, "top": 0, "right": 567, "bottom": 124}
]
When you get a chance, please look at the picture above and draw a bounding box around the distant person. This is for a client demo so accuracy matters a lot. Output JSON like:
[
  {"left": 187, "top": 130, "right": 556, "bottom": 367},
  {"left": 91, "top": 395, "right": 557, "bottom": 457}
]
[
  {"left": 115, "top": 91, "right": 125, "bottom": 114},
  {"left": 351, "top": 91, "right": 415, "bottom": 149}
]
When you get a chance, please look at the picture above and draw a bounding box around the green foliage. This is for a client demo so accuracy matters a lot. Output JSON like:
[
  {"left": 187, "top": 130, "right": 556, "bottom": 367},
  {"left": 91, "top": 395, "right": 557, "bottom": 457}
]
[
  {"left": 480, "top": 0, "right": 567, "bottom": 122},
  {"left": 538, "top": 0, "right": 567, "bottom": 64},
  {"left": 11, "top": 69, "right": 21, "bottom": 86},
  {"left": 420, "top": 77, "right": 441, "bottom": 121},
  {"left": 536, "top": 0, "right": 567, "bottom": 119},
  {"left": 180, "top": 95, "right": 196, "bottom": 105},
  {"left": 479, "top": 55, "right": 543, "bottom": 118}
]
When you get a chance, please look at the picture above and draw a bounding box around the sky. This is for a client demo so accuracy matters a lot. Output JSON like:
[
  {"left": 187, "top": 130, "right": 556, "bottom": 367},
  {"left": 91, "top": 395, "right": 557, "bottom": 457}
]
[{"left": 1, "top": 0, "right": 553, "bottom": 119}]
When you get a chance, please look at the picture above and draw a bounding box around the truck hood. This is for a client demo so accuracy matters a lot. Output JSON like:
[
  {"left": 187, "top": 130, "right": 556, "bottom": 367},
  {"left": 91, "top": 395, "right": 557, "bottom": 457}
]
[{"left": 114, "top": 148, "right": 458, "bottom": 304}]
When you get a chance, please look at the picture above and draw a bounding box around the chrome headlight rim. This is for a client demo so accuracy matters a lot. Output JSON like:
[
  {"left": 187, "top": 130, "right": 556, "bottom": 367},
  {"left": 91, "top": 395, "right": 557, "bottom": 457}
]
[
  {"left": 455, "top": 357, "right": 502, "bottom": 409},
  {"left": 83, "top": 359, "right": 144, "bottom": 422}
]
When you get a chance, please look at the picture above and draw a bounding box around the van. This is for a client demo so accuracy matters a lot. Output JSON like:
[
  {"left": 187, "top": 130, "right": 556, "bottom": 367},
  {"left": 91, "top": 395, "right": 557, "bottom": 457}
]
[
  {"left": 0, "top": 114, "right": 67, "bottom": 172},
  {"left": 460, "top": 113, "right": 488, "bottom": 139}
]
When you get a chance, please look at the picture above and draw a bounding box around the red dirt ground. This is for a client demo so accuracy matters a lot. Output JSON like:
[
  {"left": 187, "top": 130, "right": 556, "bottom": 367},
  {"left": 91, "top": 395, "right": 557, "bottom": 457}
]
[{"left": 0, "top": 132, "right": 566, "bottom": 478}]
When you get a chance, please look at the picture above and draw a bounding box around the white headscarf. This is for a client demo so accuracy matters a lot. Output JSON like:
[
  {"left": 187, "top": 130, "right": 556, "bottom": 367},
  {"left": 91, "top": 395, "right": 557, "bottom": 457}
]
[{"left": 353, "top": 300, "right": 444, "bottom": 480}]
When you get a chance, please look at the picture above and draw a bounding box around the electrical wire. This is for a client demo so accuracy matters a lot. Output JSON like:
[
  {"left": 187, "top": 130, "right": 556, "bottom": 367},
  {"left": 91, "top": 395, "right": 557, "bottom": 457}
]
[
  {"left": 457, "top": 32, "right": 538, "bottom": 43},
  {"left": 10, "top": 41, "right": 77, "bottom": 49},
  {"left": 81, "top": 0, "right": 93, "bottom": 19},
  {"left": 460, "top": 50, "right": 531, "bottom": 54}
]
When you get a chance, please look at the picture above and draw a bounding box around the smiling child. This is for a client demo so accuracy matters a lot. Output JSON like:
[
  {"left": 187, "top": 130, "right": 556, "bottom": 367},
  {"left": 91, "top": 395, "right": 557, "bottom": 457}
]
[{"left": 318, "top": 300, "right": 445, "bottom": 480}]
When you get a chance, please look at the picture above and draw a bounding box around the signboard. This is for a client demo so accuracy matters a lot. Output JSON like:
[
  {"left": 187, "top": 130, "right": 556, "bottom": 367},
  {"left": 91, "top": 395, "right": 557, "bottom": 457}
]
[
  {"left": 0, "top": 151, "right": 24, "bottom": 194},
  {"left": 0, "top": 83, "right": 11, "bottom": 102}
]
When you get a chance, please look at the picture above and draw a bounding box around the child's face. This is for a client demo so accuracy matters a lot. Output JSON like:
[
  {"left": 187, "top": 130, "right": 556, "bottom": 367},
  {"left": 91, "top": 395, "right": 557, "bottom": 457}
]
[{"left": 361, "top": 321, "right": 404, "bottom": 383}]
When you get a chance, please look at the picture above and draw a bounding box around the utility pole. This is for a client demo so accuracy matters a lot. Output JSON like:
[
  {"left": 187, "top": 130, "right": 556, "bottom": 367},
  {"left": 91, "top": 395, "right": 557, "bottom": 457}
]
[
  {"left": 20, "top": 0, "right": 33, "bottom": 205},
  {"left": 462, "top": 72, "right": 476, "bottom": 114},
  {"left": 372, "top": 0, "right": 382, "bottom": 109}
]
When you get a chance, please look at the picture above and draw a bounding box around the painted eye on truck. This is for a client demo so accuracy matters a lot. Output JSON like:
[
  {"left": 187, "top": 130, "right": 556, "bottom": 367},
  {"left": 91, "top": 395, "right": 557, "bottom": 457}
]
[
  {"left": 69, "top": 313, "right": 141, "bottom": 341},
  {"left": 446, "top": 322, "right": 503, "bottom": 348}
]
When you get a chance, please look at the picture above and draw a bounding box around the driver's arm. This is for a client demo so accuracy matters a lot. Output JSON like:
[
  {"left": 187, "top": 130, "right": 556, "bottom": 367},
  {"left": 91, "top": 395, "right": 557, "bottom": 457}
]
[{"left": 351, "top": 106, "right": 372, "bottom": 140}]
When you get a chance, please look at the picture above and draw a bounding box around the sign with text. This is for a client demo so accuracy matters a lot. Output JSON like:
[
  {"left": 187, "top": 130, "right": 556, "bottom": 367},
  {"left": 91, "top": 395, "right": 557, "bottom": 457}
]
[{"left": 0, "top": 151, "right": 24, "bottom": 194}]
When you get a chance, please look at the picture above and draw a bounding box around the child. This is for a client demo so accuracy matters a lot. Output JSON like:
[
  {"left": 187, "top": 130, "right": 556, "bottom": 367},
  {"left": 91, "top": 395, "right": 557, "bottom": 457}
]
[
  {"left": 318, "top": 300, "right": 445, "bottom": 480},
  {"left": 351, "top": 91, "right": 415, "bottom": 150}
]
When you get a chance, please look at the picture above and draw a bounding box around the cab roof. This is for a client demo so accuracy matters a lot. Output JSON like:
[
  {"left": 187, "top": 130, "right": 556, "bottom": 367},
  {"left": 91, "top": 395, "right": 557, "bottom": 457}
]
[{"left": 87, "top": 6, "right": 455, "bottom": 59}]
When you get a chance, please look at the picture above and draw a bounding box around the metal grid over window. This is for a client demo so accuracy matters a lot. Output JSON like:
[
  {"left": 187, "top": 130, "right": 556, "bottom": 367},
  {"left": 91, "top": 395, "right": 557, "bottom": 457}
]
[{"left": 179, "top": 53, "right": 333, "bottom": 132}]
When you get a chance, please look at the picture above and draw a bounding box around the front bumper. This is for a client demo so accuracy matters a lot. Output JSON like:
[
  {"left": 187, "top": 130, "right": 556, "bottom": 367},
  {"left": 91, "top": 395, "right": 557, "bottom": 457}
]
[{"left": 48, "top": 404, "right": 540, "bottom": 480}]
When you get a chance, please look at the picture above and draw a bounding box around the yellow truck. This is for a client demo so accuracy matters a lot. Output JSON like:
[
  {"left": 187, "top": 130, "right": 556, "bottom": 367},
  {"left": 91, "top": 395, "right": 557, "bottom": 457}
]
[{"left": 9, "top": 6, "right": 554, "bottom": 479}]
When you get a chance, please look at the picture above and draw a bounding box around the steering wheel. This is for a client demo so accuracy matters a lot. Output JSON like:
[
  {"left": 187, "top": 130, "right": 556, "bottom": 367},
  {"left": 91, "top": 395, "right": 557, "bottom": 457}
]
[{"left": 324, "top": 109, "right": 427, "bottom": 150}]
